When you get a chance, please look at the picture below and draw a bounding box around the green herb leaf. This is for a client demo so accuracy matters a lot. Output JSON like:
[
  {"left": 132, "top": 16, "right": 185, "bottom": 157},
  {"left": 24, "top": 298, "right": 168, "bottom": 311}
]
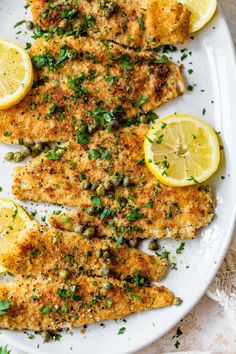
[
  {"left": 118, "top": 327, "right": 126, "bottom": 335},
  {"left": 176, "top": 242, "right": 185, "bottom": 254},
  {"left": 40, "top": 305, "right": 51, "bottom": 315},
  {"left": 14, "top": 20, "right": 26, "bottom": 28},
  {"left": 91, "top": 195, "right": 101, "bottom": 205},
  {"left": 0, "top": 345, "right": 12, "bottom": 354},
  {"left": 0, "top": 300, "right": 12, "bottom": 316},
  {"left": 45, "top": 146, "right": 66, "bottom": 160},
  {"left": 136, "top": 17, "right": 145, "bottom": 30},
  {"left": 137, "top": 95, "right": 148, "bottom": 108}
]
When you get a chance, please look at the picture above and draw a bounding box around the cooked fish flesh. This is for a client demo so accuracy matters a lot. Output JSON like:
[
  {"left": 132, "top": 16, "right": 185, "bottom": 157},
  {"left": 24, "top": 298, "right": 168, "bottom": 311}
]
[
  {"left": 0, "top": 276, "right": 174, "bottom": 331},
  {"left": 0, "top": 36, "right": 185, "bottom": 145},
  {"left": 29, "top": 0, "right": 190, "bottom": 49},
  {"left": 0, "top": 221, "right": 168, "bottom": 281},
  {"left": 13, "top": 125, "right": 215, "bottom": 239}
]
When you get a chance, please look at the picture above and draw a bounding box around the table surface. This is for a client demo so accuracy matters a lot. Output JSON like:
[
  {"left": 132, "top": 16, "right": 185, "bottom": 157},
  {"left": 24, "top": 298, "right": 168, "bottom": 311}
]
[{"left": 0, "top": 1, "right": 236, "bottom": 353}]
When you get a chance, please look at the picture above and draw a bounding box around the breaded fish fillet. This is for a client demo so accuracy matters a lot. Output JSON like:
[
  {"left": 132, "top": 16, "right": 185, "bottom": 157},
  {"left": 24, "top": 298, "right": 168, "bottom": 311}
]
[
  {"left": 0, "top": 36, "right": 185, "bottom": 145},
  {"left": 13, "top": 126, "right": 215, "bottom": 239},
  {"left": 29, "top": 0, "right": 190, "bottom": 49},
  {"left": 0, "top": 276, "right": 174, "bottom": 331},
  {"left": 0, "top": 221, "right": 168, "bottom": 281}
]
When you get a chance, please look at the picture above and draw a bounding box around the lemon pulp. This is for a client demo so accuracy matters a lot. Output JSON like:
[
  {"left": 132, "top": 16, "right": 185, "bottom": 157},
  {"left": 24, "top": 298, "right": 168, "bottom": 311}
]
[
  {"left": 0, "top": 38, "right": 33, "bottom": 110},
  {"left": 144, "top": 114, "right": 220, "bottom": 187}
]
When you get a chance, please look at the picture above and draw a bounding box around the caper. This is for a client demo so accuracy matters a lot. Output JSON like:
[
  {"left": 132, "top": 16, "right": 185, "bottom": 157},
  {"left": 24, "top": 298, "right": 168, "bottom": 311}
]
[
  {"left": 99, "top": 0, "right": 106, "bottom": 8},
  {"left": 31, "top": 143, "right": 43, "bottom": 157},
  {"left": 139, "top": 115, "right": 148, "bottom": 123},
  {"left": 104, "top": 1, "right": 117, "bottom": 18},
  {"left": 14, "top": 152, "right": 25, "bottom": 162},
  {"left": 129, "top": 239, "right": 139, "bottom": 248},
  {"left": 74, "top": 225, "right": 84, "bottom": 233},
  {"left": 68, "top": 49, "right": 77, "bottom": 59},
  {"left": 26, "top": 21, "right": 34, "bottom": 30},
  {"left": 110, "top": 119, "right": 119, "bottom": 129},
  {"left": 100, "top": 266, "right": 110, "bottom": 276},
  {"left": 173, "top": 297, "right": 183, "bottom": 306},
  {"left": 104, "top": 180, "right": 112, "bottom": 191},
  {"left": 88, "top": 124, "right": 97, "bottom": 133},
  {"left": 86, "top": 207, "right": 96, "bottom": 216},
  {"left": 59, "top": 269, "right": 69, "bottom": 281},
  {"left": 148, "top": 239, "right": 159, "bottom": 251},
  {"left": 4, "top": 152, "right": 14, "bottom": 161},
  {"left": 96, "top": 184, "right": 105, "bottom": 196},
  {"left": 103, "top": 281, "right": 112, "bottom": 290},
  {"left": 123, "top": 176, "right": 131, "bottom": 187},
  {"left": 58, "top": 18, "right": 68, "bottom": 30},
  {"left": 41, "top": 330, "right": 52, "bottom": 342},
  {"left": 80, "top": 180, "right": 91, "bottom": 190},
  {"left": 56, "top": 148, "right": 65, "bottom": 157},
  {"left": 20, "top": 145, "right": 31, "bottom": 157},
  {"left": 96, "top": 249, "right": 102, "bottom": 258},
  {"left": 43, "top": 144, "right": 50, "bottom": 152},
  {"left": 83, "top": 227, "right": 95, "bottom": 238},
  {"left": 101, "top": 244, "right": 110, "bottom": 252},
  {"left": 111, "top": 176, "right": 122, "bottom": 186},
  {"left": 91, "top": 183, "right": 99, "bottom": 191},
  {"left": 103, "top": 251, "right": 110, "bottom": 260}
]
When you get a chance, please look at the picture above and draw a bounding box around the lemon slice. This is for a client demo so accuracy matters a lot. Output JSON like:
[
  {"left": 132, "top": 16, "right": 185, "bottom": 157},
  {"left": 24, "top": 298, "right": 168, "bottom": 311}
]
[
  {"left": 180, "top": 0, "right": 217, "bottom": 32},
  {"left": 0, "top": 198, "right": 31, "bottom": 273},
  {"left": 144, "top": 114, "right": 220, "bottom": 187},
  {"left": 0, "top": 38, "right": 33, "bottom": 110}
]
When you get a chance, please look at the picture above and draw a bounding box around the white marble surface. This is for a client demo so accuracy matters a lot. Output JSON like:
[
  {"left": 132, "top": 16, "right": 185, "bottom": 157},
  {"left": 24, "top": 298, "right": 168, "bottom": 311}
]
[{"left": 0, "top": 1, "right": 236, "bottom": 354}]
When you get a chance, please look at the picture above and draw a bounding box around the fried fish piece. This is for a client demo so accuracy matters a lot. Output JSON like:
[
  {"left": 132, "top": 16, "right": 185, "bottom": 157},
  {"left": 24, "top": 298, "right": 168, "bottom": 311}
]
[
  {"left": 0, "top": 276, "right": 174, "bottom": 331},
  {"left": 0, "top": 36, "right": 185, "bottom": 145},
  {"left": 0, "top": 221, "right": 168, "bottom": 281},
  {"left": 13, "top": 126, "right": 215, "bottom": 239},
  {"left": 29, "top": 0, "right": 190, "bottom": 49}
]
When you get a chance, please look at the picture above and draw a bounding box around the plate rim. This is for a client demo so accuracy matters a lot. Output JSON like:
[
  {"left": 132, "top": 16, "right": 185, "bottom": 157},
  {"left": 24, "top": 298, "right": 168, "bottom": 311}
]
[{"left": 0, "top": 5, "right": 236, "bottom": 354}]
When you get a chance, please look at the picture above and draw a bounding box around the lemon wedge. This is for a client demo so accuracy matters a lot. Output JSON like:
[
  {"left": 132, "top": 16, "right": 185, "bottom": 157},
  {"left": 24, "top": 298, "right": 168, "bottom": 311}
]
[
  {"left": 144, "top": 114, "right": 220, "bottom": 187},
  {"left": 0, "top": 38, "right": 33, "bottom": 110},
  {"left": 180, "top": 0, "right": 217, "bottom": 32},
  {"left": 0, "top": 198, "right": 31, "bottom": 273}
]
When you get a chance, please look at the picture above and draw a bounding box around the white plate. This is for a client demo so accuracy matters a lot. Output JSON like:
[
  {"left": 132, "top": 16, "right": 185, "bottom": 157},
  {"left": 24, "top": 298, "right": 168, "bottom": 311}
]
[{"left": 0, "top": 2, "right": 236, "bottom": 354}]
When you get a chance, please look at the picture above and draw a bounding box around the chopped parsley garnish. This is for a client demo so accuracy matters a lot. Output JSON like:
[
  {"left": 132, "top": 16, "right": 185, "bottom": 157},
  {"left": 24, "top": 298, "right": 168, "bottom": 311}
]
[
  {"left": 76, "top": 124, "right": 89, "bottom": 145},
  {"left": 127, "top": 207, "right": 144, "bottom": 221},
  {"left": 166, "top": 207, "right": 172, "bottom": 219},
  {"left": 105, "top": 75, "right": 118, "bottom": 86},
  {"left": 137, "top": 95, "right": 148, "bottom": 108},
  {"left": 32, "top": 45, "right": 77, "bottom": 73},
  {"left": 0, "top": 345, "right": 12, "bottom": 354},
  {"left": 91, "top": 195, "right": 101, "bottom": 205},
  {"left": 187, "top": 176, "right": 200, "bottom": 186},
  {"left": 79, "top": 14, "right": 96, "bottom": 36},
  {"left": 136, "top": 17, "right": 145, "bottom": 30},
  {"left": 176, "top": 242, "right": 185, "bottom": 254},
  {"left": 118, "top": 327, "right": 126, "bottom": 335},
  {"left": 188, "top": 85, "right": 194, "bottom": 91},
  {"left": 40, "top": 305, "right": 51, "bottom": 315},
  {"left": 156, "top": 134, "right": 164, "bottom": 144},
  {"left": 156, "top": 250, "right": 170, "bottom": 260},
  {"left": 14, "top": 19, "right": 26, "bottom": 28},
  {"left": 45, "top": 146, "right": 66, "bottom": 160},
  {"left": 100, "top": 207, "right": 114, "bottom": 220},
  {"left": 0, "top": 300, "right": 12, "bottom": 316},
  {"left": 146, "top": 200, "right": 154, "bottom": 208}
]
